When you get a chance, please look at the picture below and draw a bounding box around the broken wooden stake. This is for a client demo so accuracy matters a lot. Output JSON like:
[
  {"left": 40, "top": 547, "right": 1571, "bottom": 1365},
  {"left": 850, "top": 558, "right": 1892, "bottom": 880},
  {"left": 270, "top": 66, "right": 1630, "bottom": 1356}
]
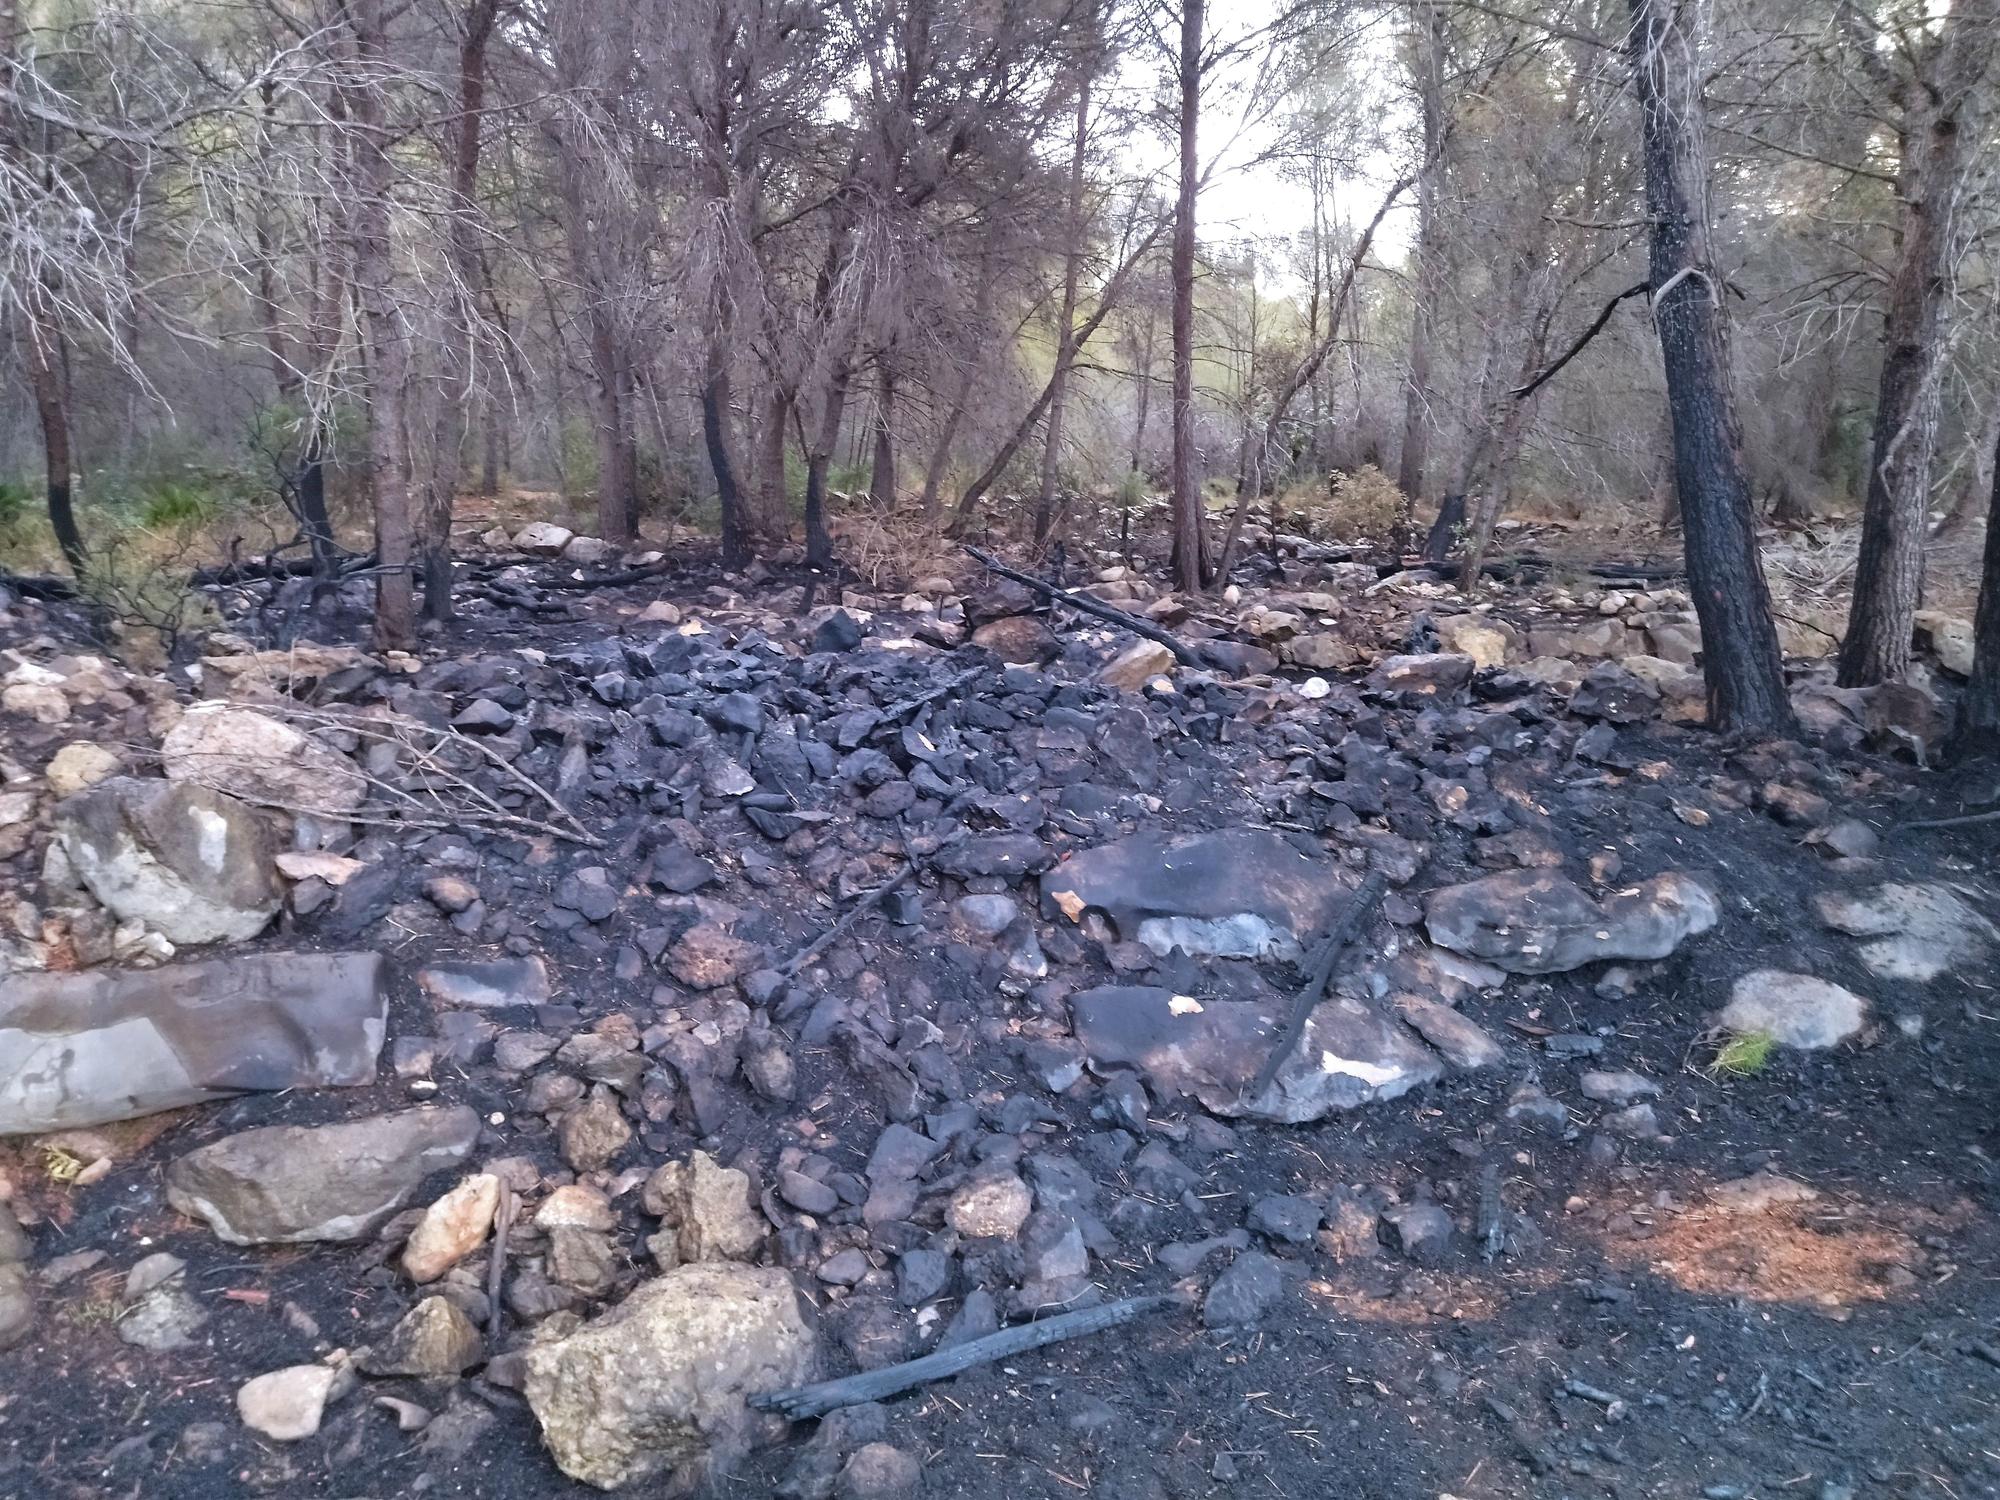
[
  {"left": 960, "top": 543, "right": 1201, "bottom": 667},
  {"left": 751, "top": 1293, "right": 1181, "bottom": 1422},
  {"left": 1244, "top": 868, "right": 1391, "bottom": 1102}
]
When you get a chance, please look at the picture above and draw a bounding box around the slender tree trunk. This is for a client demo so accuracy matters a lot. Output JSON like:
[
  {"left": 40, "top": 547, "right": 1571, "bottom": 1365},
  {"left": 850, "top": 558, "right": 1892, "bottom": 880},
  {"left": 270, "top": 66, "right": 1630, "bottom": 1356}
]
[
  {"left": 24, "top": 318, "right": 86, "bottom": 578},
  {"left": 345, "top": 0, "right": 415, "bottom": 650},
  {"left": 1036, "top": 76, "right": 1093, "bottom": 543},
  {"left": 703, "top": 352, "right": 751, "bottom": 569},
  {"left": 1839, "top": 0, "right": 1996, "bottom": 685},
  {"left": 1940, "top": 389, "right": 2000, "bottom": 536},
  {"left": 803, "top": 356, "right": 850, "bottom": 570},
  {"left": 587, "top": 309, "right": 634, "bottom": 543},
  {"left": 757, "top": 383, "right": 792, "bottom": 534},
  {"left": 1130, "top": 304, "right": 1156, "bottom": 476},
  {"left": 480, "top": 390, "right": 502, "bottom": 495},
  {"left": 951, "top": 220, "right": 1166, "bottom": 530},
  {"left": 4, "top": 1, "right": 84, "bottom": 579},
  {"left": 1169, "top": 0, "right": 1209, "bottom": 592},
  {"left": 416, "top": 0, "right": 500, "bottom": 623},
  {"left": 869, "top": 361, "right": 897, "bottom": 509},
  {"left": 1627, "top": 0, "right": 1793, "bottom": 733},
  {"left": 1956, "top": 422, "right": 2000, "bottom": 755},
  {"left": 1395, "top": 0, "right": 1445, "bottom": 510}
]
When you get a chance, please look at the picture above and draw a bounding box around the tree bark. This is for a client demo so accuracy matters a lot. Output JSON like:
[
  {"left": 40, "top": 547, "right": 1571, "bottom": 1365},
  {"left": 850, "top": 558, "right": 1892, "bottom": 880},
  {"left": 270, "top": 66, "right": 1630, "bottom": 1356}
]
[
  {"left": 24, "top": 318, "right": 86, "bottom": 578},
  {"left": 1169, "top": 0, "right": 1209, "bottom": 593},
  {"left": 344, "top": 0, "right": 416, "bottom": 650},
  {"left": 1839, "top": 0, "right": 1997, "bottom": 685},
  {"left": 704, "top": 353, "right": 751, "bottom": 569},
  {"left": 757, "top": 382, "right": 792, "bottom": 534},
  {"left": 1130, "top": 302, "right": 1157, "bottom": 478},
  {"left": 1956, "top": 421, "right": 2000, "bottom": 755},
  {"left": 869, "top": 361, "right": 897, "bottom": 509},
  {"left": 1395, "top": 0, "right": 1445, "bottom": 509},
  {"left": 1626, "top": 0, "right": 1793, "bottom": 734},
  {"left": 417, "top": 0, "right": 501, "bottom": 623},
  {"left": 1035, "top": 75, "right": 1093, "bottom": 543}
]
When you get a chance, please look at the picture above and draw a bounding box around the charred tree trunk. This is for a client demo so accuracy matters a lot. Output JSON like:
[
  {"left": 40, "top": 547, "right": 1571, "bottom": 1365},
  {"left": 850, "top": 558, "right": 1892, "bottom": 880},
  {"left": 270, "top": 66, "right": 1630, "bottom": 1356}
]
[
  {"left": 803, "top": 355, "right": 850, "bottom": 571},
  {"left": 1627, "top": 0, "right": 1793, "bottom": 734},
  {"left": 1395, "top": 0, "right": 1445, "bottom": 514},
  {"left": 704, "top": 354, "right": 751, "bottom": 570},
  {"left": 1839, "top": 0, "right": 1996, "bottom": 685},
  {"left": 24, "top": 318, "right": 86, "bottom": 579},
  {"left": 1169, "top": 0, "right": 1210, "bottom": 593},
  {"left": 345, "top": 0, "right": 416, "bottom": 650},
  {"left": 1036, "top": 76, "right": 1093, "bottom": 544},
  {"left": 587, "top": 309, "right": 634, "bottom": 544},
  {"left": 1956, "top": 423, "right": 2000, "bottom": 756},
  {"left": 417, "top": 0, "right": 501, "bottom": 624}
]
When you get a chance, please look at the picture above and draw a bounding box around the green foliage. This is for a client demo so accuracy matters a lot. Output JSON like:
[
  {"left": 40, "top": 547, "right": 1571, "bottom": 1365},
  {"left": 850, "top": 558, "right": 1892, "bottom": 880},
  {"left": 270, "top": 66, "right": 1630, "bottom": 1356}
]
[
  {"left": 0, "top": 479, "right": 30, "bottom": 538},
  {"left": 825, "top": 461, "right": 873, "bottom": 498},
  {"left": 1709, "top": 1031, "right": 1774, "bottom": 1079},
  {"left": 1116, "top": 469, "right": 1148, "bottom": 508},
  {"left": 136, "top": 482, "right": 220, "bottom": 531}
]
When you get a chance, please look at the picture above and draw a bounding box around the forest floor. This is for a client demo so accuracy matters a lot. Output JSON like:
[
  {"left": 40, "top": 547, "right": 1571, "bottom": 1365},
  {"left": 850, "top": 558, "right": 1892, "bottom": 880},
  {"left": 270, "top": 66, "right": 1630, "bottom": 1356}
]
[{"left": 0, "top": 513, "right": 1997, "bottom": 1500}]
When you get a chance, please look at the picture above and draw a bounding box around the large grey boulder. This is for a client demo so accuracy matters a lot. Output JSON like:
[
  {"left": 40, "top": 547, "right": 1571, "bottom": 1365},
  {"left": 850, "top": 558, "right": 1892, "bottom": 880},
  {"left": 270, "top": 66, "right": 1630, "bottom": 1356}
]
[
  {"left": 523, "top": 1262, "right": 815, "bottom": 1491},
  {"left": 1718, "top": 970, "right": 1868, "bottom": 1049},
  {"left": 1424, "top": 869, "right": 1717, "bottom": 975},
  {"left": 0, "top": 951, "right": 386, "bottom": 1134},
  {"left": 1070, "top": 984, "right": 1442, "bottom": 1124},
  {"left": 166, "top": 1105, "right": 480, "bottom": 1245},
  {"left": 161, "top": 703, "right": 367, "bottom": 817},
  {"left": 56, "top": 777, "right": 283, "bottom": 944},
  {"left": 1814, "top": 882, "right": 1996, "bottom": 983},
  {"left": 1045, "top": 829, "right": 1361, "bottom": 962}
]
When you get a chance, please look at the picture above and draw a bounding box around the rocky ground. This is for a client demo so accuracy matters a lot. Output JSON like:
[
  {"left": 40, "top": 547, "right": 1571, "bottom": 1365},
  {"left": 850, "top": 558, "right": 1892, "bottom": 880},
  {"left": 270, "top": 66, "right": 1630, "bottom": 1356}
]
[{"left": 0, "top": 521, "right": 1997, "bottom": 1500}]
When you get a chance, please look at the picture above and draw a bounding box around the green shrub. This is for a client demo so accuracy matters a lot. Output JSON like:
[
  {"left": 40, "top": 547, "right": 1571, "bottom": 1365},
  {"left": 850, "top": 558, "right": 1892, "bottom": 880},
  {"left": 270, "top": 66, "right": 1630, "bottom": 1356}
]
[{"left": 137, "top": 482, "right": 220, "bottom": 531}]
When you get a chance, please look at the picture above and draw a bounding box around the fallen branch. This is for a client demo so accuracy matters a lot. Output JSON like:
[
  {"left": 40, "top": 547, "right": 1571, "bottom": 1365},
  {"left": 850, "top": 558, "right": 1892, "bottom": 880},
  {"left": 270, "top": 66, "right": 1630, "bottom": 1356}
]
[
  {"left": 1898, "top": 808, "right": 2000, "bottom": 832},
  {"left": 539, "top": 557, "right": 676, "bottom": 591},
  {"left": 779, "top": 860, "right": 918, "bottom": 978},
  {"left": 485, "top": 1182, "right": 515, "bottom": 1338},
  {"left": 961, "top": 544, "right": 1200, "bottom": 667},
  {"left": 751, "top": 1293, "right": 1182, "bottom": 1421},
  {"left": 0, "top": 571, "right": 79, "bottom": 601},
  {"left": 1245, "top": 869, "right": 1391, "bottom": 1101}
]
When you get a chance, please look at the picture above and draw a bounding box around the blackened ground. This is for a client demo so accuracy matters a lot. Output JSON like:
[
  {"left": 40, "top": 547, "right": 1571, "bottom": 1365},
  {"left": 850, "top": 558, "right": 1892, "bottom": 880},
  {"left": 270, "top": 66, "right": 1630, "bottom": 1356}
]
[{"left": 2, "top": 554, "right": 1998, "bottom": 1500}]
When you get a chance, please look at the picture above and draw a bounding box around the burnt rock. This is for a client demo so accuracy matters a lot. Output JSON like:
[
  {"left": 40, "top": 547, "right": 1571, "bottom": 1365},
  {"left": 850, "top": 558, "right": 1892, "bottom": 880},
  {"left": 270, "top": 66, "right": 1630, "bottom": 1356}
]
[
  {"left": 1045, "top": 828, "right": 1358, "bottom": 961},
  {"left": 1247, "top": 1195, "right": 1324, "bottom": 1245},
  {"left": 559, "top": 1086, "right": 633, "bottom": 1173},
  {"left": 1381, "top": 1200, "right": 1453, "bottom": 1263},
  {"left": 0, "top": 951, "right": 387, "bottom": 1133},
  {"left": 1424, "top": 869, "right": 1718, "bottom": 975},
  {"left": 932, "top": 833, "right": 1053, "bottom": 883},
  {"left": 1071, "top": 984, "right": 1441, "bottom": 1124},
  {"left": 1367, "top": 652, "right": 1475, "bottom": 698},
  {"left": 416, "top": 957, "right": 553, "bottom": 1010},
  {"left": 357, "top": 1296, "right": 484, "bottom": 1378},
  {"left": 1203, "top": 1251, "right": 1285, "bottom": 1328},
  {"left": 166, "top": 1106, "right": 481, "bottom": 1245}
]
